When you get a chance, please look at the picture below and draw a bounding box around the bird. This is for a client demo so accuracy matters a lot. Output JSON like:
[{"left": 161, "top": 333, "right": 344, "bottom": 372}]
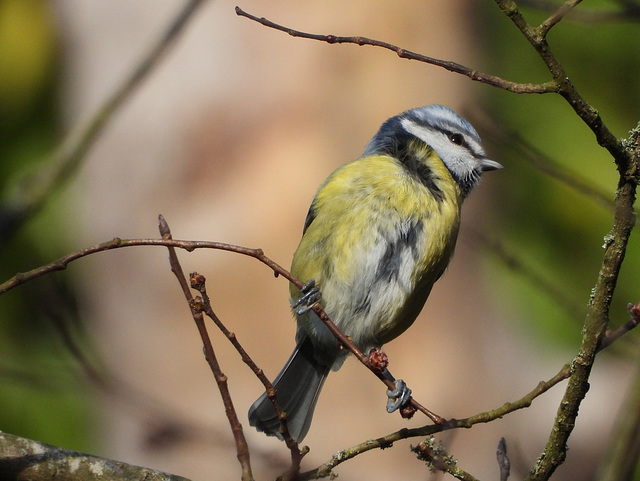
[{"left": 248, "top": 105, "right": 501, "bottom": 442}]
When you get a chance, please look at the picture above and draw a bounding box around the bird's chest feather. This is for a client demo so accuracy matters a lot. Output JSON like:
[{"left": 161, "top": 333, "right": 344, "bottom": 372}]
[{"left": 291, "top": 155, "right": 461, "bottom": 352}]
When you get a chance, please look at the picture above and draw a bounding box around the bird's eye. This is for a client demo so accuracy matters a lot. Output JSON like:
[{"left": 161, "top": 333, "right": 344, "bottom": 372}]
[{"left": 449, "top": 133, "right": 464, "bottom": 145}]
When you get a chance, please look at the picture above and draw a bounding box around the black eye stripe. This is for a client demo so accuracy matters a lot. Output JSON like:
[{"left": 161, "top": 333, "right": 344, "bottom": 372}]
[{"left": 438, "top": 128, "right": 484, "bottom": 160}]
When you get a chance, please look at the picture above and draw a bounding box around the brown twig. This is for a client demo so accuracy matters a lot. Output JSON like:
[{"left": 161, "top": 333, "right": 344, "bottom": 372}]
[
  {"left": 0, "top": 232, "right": 442, "bottom": 423},
  {"left": 308, "top": 302, "right": 640, "bottom": 480},
  {"left": 0, "top": 237, "right": 288, "bottom": 296},
  {"left": 234, "top": 6, "right": 557, "bottom": 95},
  {"left": 188, "top": 272, "right": 306, "bottom": 479},
  {"left": 158, "top": 215, "right": 254, "bottom": 481},
  {"left": 494, "top": 0, "right": 629, "bottom": 166},
  {"left": 5, "top": 222, "right": 640, "bottom": 478},
  {"left": 303, "top": 363, "right": 572, "bottom": 478},
  {"left": 599, "top": 301, "right": 640, "bottom": 350},
  {"left": 310, "top": 303, "right": 442, "bottom": 423}
]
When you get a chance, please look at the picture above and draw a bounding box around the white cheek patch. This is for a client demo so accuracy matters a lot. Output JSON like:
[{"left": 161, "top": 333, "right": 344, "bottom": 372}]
[
  {"left": 400, "top": 118, "right": 436, "bottom": 146},
  {"left": 401, "top": 118, "right": 466, "bottom": 173}
]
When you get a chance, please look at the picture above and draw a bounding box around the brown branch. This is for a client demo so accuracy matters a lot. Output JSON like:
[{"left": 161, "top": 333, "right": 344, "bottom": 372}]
[
  {"left": 309, "top": 302, "right": 442, "bottom": 423},
  {"left": 0, "top": 231, "right": 444, "bottom": 424},
  {"left": 188, "top": 272, "right": 306, "bottom": 479},
  {"left": 0, "top": 237, "right": 290, "bottom": 296},
  {"left": 158, "top": 216, "right": 254, "bottom": 481},
  {"left": 303, "top": 363, "right": 572, "bottom": 478},
  {"left": 234, "top": 6, "right": 557, "bottom": 94}
]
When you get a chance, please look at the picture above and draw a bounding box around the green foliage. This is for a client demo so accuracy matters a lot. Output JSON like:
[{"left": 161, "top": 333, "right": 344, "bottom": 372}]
[
  {"left": 0, "top": 0, "right": 93, "bottom": 451},
  {"left": 478, "top": 2, "right": 640, "bottom": 349}
]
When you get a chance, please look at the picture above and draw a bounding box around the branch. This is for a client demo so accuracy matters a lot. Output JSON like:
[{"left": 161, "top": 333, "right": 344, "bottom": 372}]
[
  {"left": 494, "top": 0, "right": 630, "bottom": 169},
  {"left": 0, "top": 231, "right": 446, "bottom": 425},
  {"left": 0, "top": 237, "right": 290, "bottom": 296},
  {"left": 488, "top": 4, "right": 640, "bottom": 479},
  {"left": 0, "top": 432, "right": 191, "bottom": 481},
  {"left": 412, "top": 437, "right": 480, "bottom": 481},
  {"left": 158, "top": 216, "right": 254, "bottom": 481},
  {"left": 188, "top": 271, "right": 306, "bottom": 479},
  {"left": 524, "top": 101, "right": 639, "bottom": 481},
  {"left": 234, "top": 6, "right": 557, "bottom": 94},
  {"left": 304, "top": 363, "right": 571, "bottom": 478},
  {"left": 521, "top": 0, "right": 640, "bottom": 24},
  {"left": 538, "top": 0, "right": 583, "bottom": 34},
  {"left": 305, "top": 297, "right": 640, "bottom": 478}
]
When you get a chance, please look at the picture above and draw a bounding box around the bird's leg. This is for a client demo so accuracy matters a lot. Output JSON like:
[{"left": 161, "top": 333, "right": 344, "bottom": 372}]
[
  {"left": 367, "top": 348, "right": 413, "bottom": 413},
  {"left": 292, "top": 279, "right": 322, "bottom": 316},
  {"left": 382, "top": 369, "right": 412, "bottom": 413}
]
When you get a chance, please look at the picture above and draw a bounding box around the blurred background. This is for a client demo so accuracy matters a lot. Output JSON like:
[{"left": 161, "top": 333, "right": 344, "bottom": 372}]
[{"left": 1, "top": 0, "right": 639, "bottom": 479}]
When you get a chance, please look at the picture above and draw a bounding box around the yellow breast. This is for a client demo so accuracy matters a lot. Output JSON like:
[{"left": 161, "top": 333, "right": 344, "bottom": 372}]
[{"left": 291, "top": 149, "right": 462, "bottom": 354}]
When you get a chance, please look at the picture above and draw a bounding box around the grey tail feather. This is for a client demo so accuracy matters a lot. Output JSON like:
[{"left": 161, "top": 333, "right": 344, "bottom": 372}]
[{"left": 248, "top": 336, "right": 330, "bottom": 442}]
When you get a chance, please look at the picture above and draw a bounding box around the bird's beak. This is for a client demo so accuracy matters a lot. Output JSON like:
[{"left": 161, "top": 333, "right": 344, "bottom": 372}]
[{"left": 480, "top": 158, "right": 503, "bottom": 171}]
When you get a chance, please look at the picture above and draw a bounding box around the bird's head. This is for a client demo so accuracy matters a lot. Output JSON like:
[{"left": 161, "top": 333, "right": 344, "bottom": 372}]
[{"left": 364, "top": 105, "right": 502, "bottom": 197}]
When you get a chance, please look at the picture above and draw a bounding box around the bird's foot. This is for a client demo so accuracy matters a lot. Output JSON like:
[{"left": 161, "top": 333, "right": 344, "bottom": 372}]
[
  {"left": 292, "top": 279, "right": 322, "bottom": 315},
  {"left": 386, "top": 378, "right": 412, "bottom": 413}
]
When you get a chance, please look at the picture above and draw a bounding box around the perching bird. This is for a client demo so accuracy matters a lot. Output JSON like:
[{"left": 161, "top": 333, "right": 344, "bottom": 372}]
[{"left": 248, "top": 105, "right": 501, "bottom": 442}]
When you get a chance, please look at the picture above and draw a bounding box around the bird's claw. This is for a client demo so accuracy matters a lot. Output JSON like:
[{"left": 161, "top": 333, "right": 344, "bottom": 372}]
[
  {"left": 386, "top": 379, "right": 412, "bottom": 413},
  {"left": 293, "top": 279, "right": 322, "bottom": 315}
]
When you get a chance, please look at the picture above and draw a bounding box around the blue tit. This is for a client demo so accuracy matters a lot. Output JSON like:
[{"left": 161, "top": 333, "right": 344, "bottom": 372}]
[{"left": 248, "top": 105, "right": 501, "bottom": 442}]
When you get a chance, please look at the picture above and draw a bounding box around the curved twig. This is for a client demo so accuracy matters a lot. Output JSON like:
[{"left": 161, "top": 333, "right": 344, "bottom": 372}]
[{"left": 234, "top": 6, "right": 558, "bottom": 94}]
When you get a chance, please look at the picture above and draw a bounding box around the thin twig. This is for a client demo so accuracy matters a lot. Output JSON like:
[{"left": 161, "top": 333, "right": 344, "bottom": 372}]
[
  {"left": 0, "top": 237, "right": 288, "bottom": 296},
  {"left": 599, "top": 302, "right": 640, "bottom": 350},
  {"left": 303, "top": 363, "right": 572, "bottom": 478},
  {"left": 234, "top": 6, "right": 557, "bottom": 94},
  {"left": 189, "top": 272, "right": 306, "bottom": 479},
  {"left": 0, "top": 232, "right": 443, "bottom": 424},
  {"left": 307, "top": 299, "right": 640, "bottom": 480},
  {"left": 494, "top": 0, "right": 629, "bottom": 165},
  {"left": 158, "top": 216, "right": 254, "bottom": 481},
  {"left": 521, "top": 0, "right": 640, "bottom": 23},
  {"left": 539, "top": 0, "right": 583, "bottom": 34},
  {"left": 412, "top": 438, "right": 480, "bottom": 481},
  {"left": 309, "top": 302, "right": 442, "bottom": 423}
]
